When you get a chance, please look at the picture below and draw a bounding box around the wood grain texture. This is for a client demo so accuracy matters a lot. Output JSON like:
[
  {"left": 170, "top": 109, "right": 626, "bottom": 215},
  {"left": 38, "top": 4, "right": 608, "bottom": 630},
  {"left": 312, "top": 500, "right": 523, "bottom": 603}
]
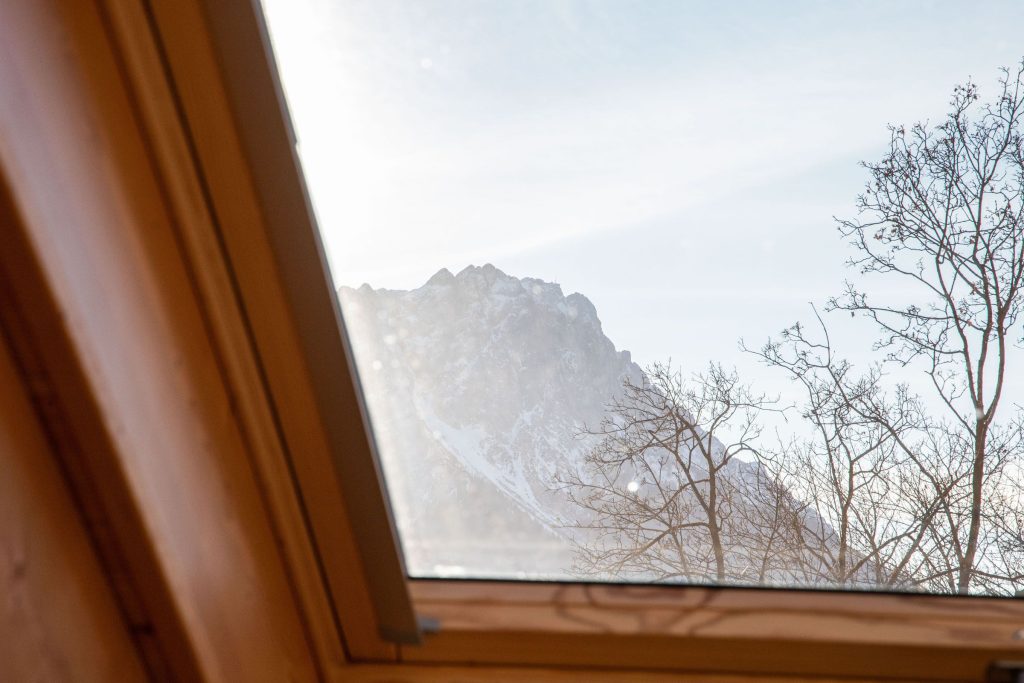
[
  {"left": 412, "top": 580, "right": 1024, "bottom": 640},
  {"left": 145, "top": 0, "right": 399, "bottom": 661},
  {"left": 3, "top": 0, "right": 1019, "bottom": 680},
  {"left": 99, "top": 0, "right": 348, "bottom": 672},
  {"left": 405, "top": 580, "right": 1024, "bottom": 681},
  {"left": 0, "top": 311, "right": 147, "bottom": 683},
  {"left": 335, "top": 663, "right": 933, "bottom": 683},
  {"left": 0, "top": 0, "right": 318, "bottom": 679},
  {"left": 141, "top": 0, "right": 1024, "bottom": 678}
]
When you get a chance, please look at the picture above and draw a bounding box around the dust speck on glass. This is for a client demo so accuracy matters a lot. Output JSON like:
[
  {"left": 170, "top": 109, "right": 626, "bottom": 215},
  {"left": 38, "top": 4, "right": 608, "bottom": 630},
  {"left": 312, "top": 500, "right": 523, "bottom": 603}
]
[{"left": 260, "top": 0, "right": 1024, "bottom": 596}]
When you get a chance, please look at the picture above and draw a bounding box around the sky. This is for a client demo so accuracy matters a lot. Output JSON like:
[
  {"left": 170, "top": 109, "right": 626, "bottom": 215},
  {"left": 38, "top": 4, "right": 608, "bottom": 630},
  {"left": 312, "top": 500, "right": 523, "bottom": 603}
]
[{"left": 260, "top": 0, "right": 1024, "bottom": 412}]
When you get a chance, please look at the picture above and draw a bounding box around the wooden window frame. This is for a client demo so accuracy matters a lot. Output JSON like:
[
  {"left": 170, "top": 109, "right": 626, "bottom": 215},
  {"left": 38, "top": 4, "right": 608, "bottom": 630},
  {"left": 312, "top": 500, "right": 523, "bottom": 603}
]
[
  {"left": 405, "top": 579, "right": 1024, "bottom": 680},
  {"left": 141, "top": 1, "right": 1024, "bottom": 680},
  {"left": 5, "top": 0, "right": 1023, "bottom": 680}
]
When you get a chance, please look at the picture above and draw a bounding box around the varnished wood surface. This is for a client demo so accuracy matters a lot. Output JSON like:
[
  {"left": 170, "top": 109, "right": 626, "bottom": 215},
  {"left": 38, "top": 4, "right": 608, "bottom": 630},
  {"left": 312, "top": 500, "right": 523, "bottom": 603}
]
[
  {"left": 99, "top": 0, "right": 351, "bottom": 671},
  {"left": 0, "top": 302, "right": 147, "bottom": 683},
  {"left": 145, "top": 0, "right": 399, "bottom": 661},
  {"left": 336, "top": 663, "right": 929, "bottom": 683},
  {"left": 411, "top": 580, "right": 1024, "bottom": 639},
  {"left": 0, "top": 0, "right": 318, "bottom": 679},
  {"left": 1, "top": 0, "right": 1022, "bottom": 680},
  {"left": 403, "top": 631, "right": 1008, "bottom": 682},
  {"left": 406, "top": 580, "right": 1024, "bottom": 680}
]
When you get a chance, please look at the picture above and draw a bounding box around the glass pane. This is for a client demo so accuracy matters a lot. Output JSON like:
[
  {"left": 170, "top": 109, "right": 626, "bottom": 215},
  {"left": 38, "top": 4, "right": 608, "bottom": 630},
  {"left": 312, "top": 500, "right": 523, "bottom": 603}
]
[{"left": 261, "top": 0, "right": 1024, "bottom": 595}]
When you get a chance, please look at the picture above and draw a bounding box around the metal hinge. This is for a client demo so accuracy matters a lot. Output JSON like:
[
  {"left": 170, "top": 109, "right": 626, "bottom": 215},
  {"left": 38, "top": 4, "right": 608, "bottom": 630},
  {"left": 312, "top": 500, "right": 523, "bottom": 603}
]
[{"left": 378, "top": 615, "right": 439, "bottom": 645}]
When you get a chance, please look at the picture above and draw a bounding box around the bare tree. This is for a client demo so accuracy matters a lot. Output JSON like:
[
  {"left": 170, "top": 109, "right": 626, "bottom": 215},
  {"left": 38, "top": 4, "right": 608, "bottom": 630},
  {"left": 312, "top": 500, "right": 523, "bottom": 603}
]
[
  {"left": 829, "top": 62, "right": 1024, "bottom": 593},
  {"left": 725, "top": 453, "right": 811, "bottom": 585},
  {"left": 986, "top": 453, "right": 1024, "bottom": 594},
  {"left": 561, "top": 363, "right": 795, "bottom": 583},
  {"left": 917, "top": 416, "right": 1024, "bottom": 593},
  {"left": 565, "top": 63, "right": 1024, "bottom": 595},
  {"left": 751, "top": 315, "right": 952, "bottom": 590}
]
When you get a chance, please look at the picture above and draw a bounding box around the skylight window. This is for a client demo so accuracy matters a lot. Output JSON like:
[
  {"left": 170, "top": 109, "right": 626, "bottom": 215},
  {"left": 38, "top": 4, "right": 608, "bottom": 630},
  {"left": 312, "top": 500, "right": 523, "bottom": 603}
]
[{"left": 260, "top": 0, "right": 1024, "bottom": 596}]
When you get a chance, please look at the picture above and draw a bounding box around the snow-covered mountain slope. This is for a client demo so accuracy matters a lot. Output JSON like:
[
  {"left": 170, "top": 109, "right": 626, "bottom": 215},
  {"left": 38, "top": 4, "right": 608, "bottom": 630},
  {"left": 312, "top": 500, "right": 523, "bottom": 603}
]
[
  {"left": 338, "top": 264, "right": 854, "bottom": 586},
  {"left": 338, "top": 264, "right": 643, "bottom": 577}
]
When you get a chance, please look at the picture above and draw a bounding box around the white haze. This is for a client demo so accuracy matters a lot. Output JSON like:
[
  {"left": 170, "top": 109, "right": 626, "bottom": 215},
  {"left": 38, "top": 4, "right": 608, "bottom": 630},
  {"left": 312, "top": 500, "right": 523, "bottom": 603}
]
[{"left": 261, "top": 1, "right": 1024, "bottom": 417}]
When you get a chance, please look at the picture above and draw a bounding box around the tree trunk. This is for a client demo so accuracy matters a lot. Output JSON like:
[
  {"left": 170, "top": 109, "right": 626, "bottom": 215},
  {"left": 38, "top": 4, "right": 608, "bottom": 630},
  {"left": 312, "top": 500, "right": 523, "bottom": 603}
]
[
  {"left": 958, "top": 420, "right": 988, "bottom": 594},
  {"left": 707, "top": 477, "right": 726, "bottom": 581}
]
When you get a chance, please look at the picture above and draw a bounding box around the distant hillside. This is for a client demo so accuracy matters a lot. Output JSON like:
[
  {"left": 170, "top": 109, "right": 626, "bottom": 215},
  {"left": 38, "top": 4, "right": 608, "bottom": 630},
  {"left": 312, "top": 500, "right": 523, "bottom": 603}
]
[
  {"left": 339, "top": 264, "right": 642, "bottom": 577},
  {"left": 339, "top": 264, "right": 839, "bottom": 583}
]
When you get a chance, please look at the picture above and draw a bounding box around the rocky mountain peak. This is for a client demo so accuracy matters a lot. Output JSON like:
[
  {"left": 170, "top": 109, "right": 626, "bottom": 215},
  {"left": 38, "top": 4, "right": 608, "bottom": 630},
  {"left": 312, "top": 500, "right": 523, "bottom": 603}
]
[
  {"left": 425, "top": 266, "right": 455, "bottom": 286},
  {"left": 337, "top": 265, "right": 643, "bottom": 577}
]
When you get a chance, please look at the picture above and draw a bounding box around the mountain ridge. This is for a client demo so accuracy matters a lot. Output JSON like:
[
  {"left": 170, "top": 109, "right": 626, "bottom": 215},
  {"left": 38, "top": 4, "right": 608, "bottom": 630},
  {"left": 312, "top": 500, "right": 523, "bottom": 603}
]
[{"left": 338, "top": 264, "right": 642, "bottom": 577}]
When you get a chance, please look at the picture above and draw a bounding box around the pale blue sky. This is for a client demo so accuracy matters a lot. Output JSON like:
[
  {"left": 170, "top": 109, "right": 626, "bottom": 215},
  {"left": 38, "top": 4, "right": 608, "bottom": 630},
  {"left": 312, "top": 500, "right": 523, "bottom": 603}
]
[{"left": 262, "top": 0, "right": 1024, "bottom": 409}]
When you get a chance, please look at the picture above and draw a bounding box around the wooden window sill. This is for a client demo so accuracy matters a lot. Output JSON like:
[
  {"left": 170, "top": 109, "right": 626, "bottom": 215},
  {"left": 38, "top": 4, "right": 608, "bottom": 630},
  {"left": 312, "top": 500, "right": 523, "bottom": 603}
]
[{"left": 402, "top": 579, "right": 1024, "bottom": 681}]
